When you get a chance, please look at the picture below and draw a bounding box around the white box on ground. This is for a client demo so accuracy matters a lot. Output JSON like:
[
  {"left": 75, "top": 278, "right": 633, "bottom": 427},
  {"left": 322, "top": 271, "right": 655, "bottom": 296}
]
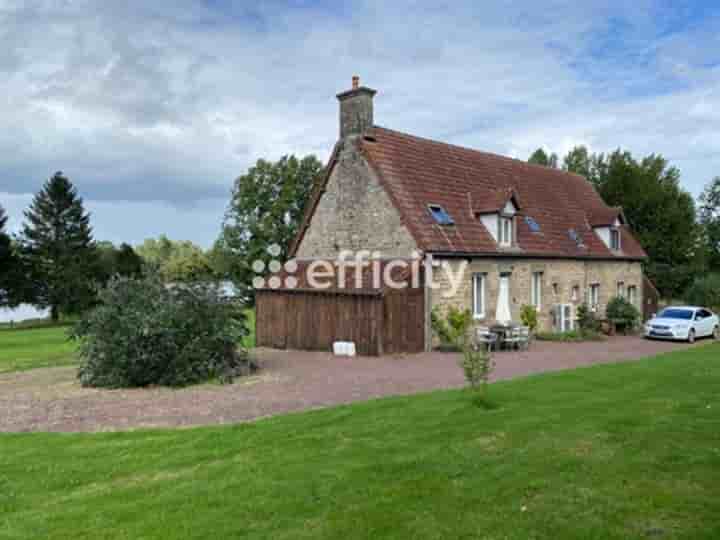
[{"left": 333, "top": 341, "right": 357, "bottom": 357}]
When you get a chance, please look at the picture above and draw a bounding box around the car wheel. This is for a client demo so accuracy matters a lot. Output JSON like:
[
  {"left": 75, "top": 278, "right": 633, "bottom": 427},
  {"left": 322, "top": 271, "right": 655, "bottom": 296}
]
[{"left": 688, "top": 329, "right": 696, "bottom": 344}]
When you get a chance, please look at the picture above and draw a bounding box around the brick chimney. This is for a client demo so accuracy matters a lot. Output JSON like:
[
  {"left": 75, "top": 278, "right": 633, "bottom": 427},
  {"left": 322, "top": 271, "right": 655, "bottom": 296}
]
[{"left": 336, "top": 76, "right": 377, "bottom": 139}]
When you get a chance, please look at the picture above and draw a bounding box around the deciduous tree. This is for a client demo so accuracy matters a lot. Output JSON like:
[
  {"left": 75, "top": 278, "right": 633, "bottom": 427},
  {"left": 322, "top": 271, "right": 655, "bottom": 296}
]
[
  {"left": 218, "top": 155, "right": 323, "bottom": 298},
  {"left": 698, "top": 176, "right": 720, "bottom": 272},
  {"left": 562, "top": 145, "right": 592, "bottom": 179},
  {"left": 94, "top": 241, "right": 144, "bottom": 285},
  {"left": 135, "top": 235, "right": 212, "bottom": 282},
  {"left": 528, "top": 148, "right": 558, "bottom": 168}
]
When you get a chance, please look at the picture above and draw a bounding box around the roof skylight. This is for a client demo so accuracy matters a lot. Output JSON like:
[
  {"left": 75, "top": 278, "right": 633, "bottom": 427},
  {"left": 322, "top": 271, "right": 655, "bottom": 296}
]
[
  {"left": 525, "top": 216, "right": 541, "bottom": 232},
  {"left": 428, "top": 205, "right": 454, "bottom": 225}
]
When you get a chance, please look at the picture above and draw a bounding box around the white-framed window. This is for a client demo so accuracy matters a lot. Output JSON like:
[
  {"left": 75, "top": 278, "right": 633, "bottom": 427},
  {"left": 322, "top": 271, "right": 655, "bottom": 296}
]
[
  {"left": 617, "top": 281, "right": 625, "bottom": 298},
  {"left": 472, "top": 273, "right": 486, "bottom": 319},
  {"left": 589, "top": 283, "right": 600, "bottom": 310},
  {"left": 571, "top": 285, "right": 580, "bottom": 302},
  {"left": 627, "top": 285, "right": 637, "bottom": 305},
  {"left": 531, "top": 272, "right": 543, "bottom": 309},
  {"left": 610, "top": 229, "right": 620, "bottom": 250},
  {"left": 499, "top": 217, "right": 513, "bottom": 246}
]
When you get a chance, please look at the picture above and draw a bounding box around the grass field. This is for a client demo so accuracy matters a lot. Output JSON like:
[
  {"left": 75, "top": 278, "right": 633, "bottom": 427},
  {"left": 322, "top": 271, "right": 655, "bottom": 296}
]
[
  {"left": 0, "top": 310, "right": 256, "bottom": 374},
  {"left": 0, "top": 325, "right": 77, "bottom": 373},
  {"left": 1, "top": 344, "right": 719, "bottom": 539}
]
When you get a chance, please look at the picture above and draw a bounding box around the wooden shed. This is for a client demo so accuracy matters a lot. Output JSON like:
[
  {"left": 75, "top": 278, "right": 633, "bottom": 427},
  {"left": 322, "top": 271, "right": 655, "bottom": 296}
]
[
  {"left": 255, "top": 260, "right": 426, "bottom": 355},
  {"left": 642, "top": 275, "right": 661, "bottom": 322}
]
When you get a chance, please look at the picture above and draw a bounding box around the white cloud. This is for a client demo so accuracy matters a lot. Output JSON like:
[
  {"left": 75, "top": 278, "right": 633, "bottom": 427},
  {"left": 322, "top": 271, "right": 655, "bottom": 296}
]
[{"left": 0, "top": 0, "right": 718, "bottom": 246}]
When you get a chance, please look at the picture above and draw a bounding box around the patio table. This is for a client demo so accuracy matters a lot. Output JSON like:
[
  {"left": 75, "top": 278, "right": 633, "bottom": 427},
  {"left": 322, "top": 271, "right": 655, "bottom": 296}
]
[{"left": 490, "top": 323, "right": 518, "bottom": 351}]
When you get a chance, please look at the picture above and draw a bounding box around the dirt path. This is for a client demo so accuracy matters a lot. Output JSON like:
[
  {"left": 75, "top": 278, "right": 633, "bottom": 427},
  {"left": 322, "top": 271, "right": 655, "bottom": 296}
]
[{"left": 0, "top": 336, "right": 703, "bottom": 433}]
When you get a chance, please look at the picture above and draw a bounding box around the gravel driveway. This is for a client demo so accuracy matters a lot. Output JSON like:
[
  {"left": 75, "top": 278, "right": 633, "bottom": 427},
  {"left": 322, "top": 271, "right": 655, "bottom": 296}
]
[{"left": 0, "top": 336, "right": 702, "bottom": 433}]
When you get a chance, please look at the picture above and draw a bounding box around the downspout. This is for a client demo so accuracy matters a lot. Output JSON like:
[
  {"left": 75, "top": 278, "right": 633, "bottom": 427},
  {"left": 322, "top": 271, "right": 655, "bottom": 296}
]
[{"left": 424, "top": 252, "right": 433, "bottom": 352}]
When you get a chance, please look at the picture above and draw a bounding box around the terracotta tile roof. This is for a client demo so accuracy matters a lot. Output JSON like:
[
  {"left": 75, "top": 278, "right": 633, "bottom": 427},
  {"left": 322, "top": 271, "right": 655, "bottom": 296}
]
[
  {"left": 356, "top": 126, "right": 646, "bottom": 260},
  {"left": 472, "top": 187, "right": 521, "bottom": 215},
  {"left": 587, "top": 206, "right": 623, "bottom": 227}
]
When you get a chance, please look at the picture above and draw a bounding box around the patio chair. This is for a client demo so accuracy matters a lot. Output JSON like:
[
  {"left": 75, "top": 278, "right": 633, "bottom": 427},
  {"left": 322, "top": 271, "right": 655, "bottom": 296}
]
[
  {"left": 474, "top": 326, "right": 498, "bottom": 352},
  {"left": 517, "top": 326, "right": 531, "bottom": 351},
  {"left": 504, "top": 326, "right": 530, "bottom": 351}
]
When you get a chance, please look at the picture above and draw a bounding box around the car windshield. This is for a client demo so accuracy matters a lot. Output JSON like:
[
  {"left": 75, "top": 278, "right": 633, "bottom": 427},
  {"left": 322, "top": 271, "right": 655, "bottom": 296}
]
[{"left": 657, "top": 309, "right": 693, "bottom": 320}]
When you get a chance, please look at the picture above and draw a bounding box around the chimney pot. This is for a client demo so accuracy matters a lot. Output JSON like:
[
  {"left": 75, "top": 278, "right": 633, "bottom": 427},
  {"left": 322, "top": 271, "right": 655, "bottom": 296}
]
[{"left": 352, "top": 75, "right": 359, "bottom": 89}]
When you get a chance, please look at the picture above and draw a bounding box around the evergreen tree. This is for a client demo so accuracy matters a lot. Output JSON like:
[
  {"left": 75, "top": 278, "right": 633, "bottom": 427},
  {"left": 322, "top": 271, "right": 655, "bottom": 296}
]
[
  {"left": 20, "top": 172, "right": 97, "bottom": 320},
  {"left": 0, "top": 204, "right": 21, "bottom": 307}
]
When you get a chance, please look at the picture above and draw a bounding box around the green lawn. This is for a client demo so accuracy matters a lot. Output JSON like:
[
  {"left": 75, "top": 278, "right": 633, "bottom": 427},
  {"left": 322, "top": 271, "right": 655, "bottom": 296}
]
[
  {"left": 0, "top": 325, "right": 77, "bottom": 373},
  {"left": 242, "top": 307, "right": 256, "bottom": 349},
  {"left": 2, "top": 344, "right": 719, "bottom": 539},
  {"left": 0, "top": 309, "right": 256, "bottom": 374}
]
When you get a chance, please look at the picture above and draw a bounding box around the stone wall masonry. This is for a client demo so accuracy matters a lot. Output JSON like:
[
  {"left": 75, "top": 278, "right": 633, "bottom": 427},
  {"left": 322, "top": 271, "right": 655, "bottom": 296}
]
[
  {"left": 429, "top": 257, "right": 644, "bottom": 333},
  {"left": 295, "top": 139, "right": 418, "bottom": 259}
]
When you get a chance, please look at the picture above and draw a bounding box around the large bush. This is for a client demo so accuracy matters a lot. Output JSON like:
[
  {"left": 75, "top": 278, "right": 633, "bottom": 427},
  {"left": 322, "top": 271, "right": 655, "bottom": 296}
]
[
  {"left": 73, "top": 274, "right": 254, "bottom": 388},
  {"left": 606, "top": 296, "right": 640, "bottom": 333},
  {"left": 684, "top": 274, "right": 720, "bottom": 310},
  {"left": 576, "top": 303, "right": 601, "bottom": 333}
]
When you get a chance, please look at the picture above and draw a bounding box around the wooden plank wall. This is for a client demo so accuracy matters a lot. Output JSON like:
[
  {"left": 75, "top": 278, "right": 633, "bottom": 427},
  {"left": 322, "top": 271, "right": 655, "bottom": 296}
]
[
  {"left": 642, "top": 275, "right": 660, "bottom": 322},
  {"left": 255, "top": 286, "right": 425, "bottom": 355},
  {"left": 383, "top": 287, "right": 425, "bottom": 353}
]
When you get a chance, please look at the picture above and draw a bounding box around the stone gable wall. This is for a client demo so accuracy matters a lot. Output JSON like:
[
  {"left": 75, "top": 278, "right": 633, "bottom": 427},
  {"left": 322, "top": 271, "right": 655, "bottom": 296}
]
[{"left": 295, "top": 140, "right": 418, "bottom": 259}]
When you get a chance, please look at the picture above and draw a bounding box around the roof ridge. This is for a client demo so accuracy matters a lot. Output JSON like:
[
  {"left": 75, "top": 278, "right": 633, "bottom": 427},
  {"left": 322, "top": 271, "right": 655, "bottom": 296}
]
[{"left": 369, "top": 125, "right": 590, "bottom": 184}]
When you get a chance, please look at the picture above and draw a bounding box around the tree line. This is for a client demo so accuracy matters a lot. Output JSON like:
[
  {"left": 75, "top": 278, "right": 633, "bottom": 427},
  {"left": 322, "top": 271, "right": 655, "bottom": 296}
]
[
  {"left": 528, "top": 146, "right": 720, "bottom": 300},
  {"left": 0, "top": 172, "right": 227, "bottom": 320},
  {"left": 3, "top": 146, "right": 717, "bottom": 319}
]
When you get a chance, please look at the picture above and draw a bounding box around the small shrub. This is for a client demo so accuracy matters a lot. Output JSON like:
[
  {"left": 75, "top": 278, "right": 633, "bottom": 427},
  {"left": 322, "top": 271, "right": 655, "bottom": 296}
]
[
  {"left": 606, "top": 296, "right": 640, "bottom": 333},
  {"left": 520, "top": 305, "right": 538, "bottom": 333},
  {"left": 536, "top": 330, "right": 604, "bottom": 342},
  {"left": 72, "top": 273, "right": 255, "bottom": 388},
  {"left": 684, "top": 274, "right": 720, "bottom": 311},
  {"left": 576, "top": 303, "right": 600, "bottom": 332},
  {"left": 431, "top": 306, "right": 472, "bottom": 351},
  {"left": 459, "top": 345, "right": 494, "bottom": 395}
]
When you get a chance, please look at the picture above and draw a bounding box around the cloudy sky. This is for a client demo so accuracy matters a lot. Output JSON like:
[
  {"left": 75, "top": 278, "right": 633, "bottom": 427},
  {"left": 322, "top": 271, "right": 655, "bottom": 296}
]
[{"left": 1, "top": 0, "right": 718, "bottom": 247}]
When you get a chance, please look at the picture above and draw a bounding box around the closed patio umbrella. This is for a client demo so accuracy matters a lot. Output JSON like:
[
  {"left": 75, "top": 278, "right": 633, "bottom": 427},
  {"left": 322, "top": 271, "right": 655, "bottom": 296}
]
[{"left": 495, "top": 275, "right": 512, "bottom": 324}]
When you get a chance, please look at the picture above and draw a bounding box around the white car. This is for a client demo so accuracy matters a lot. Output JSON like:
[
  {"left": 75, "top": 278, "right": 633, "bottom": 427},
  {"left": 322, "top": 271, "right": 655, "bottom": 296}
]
[{"left": 644, "top": 306, "right": 720, "bottom": 343}]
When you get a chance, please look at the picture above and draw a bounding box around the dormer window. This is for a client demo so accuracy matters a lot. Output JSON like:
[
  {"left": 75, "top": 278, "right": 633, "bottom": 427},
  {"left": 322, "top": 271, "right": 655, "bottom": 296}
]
[
  {"left": 428, "top": 204, "right": 454, "bottom": 225},
  {"left": 499, "top": 216, "right": 513, "bottom": 246},
  {"left": 592, "top": 215, "right": 623, "bottom": 251}
]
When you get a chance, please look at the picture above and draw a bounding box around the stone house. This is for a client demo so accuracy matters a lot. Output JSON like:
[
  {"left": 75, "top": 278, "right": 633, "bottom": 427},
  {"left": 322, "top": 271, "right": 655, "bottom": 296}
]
[{"left": 270, "top": 77, "right": 648, "bottom": 351}]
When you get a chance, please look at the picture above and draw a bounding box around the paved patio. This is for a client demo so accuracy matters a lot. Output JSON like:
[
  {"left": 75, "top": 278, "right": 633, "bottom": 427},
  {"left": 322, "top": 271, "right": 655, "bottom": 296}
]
[{"left": 0, "top": 336, "right": 703, "bottom": 433}]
